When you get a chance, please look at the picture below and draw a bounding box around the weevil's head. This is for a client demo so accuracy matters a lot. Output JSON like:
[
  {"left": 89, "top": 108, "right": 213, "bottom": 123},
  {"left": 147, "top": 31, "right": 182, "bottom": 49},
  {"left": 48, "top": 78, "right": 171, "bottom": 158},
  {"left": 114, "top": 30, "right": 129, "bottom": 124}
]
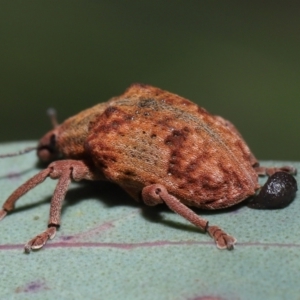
[
  {"left": 37, "top": 128, "right": 61, "bottom": 163},
  {"left": 37, "top": 108, "right": 62, "bottom": 163}
]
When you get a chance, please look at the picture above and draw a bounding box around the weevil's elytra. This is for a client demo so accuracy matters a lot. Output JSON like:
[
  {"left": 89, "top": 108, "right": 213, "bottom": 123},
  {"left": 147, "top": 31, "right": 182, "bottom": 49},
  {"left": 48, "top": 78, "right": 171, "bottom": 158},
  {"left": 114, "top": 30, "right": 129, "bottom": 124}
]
[
  {"left": 0, "top": 83, "right": 297, "bottom": 252},
  {"left": 86, "top": 85, "right": 259, "bottom": 207}
]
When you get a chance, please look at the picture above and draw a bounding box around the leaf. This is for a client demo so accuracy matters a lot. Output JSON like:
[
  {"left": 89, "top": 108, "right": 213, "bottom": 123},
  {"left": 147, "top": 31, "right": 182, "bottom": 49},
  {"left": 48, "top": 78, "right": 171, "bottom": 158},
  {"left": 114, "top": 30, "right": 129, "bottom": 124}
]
[{"left": 0, "top": 142, "right": 299, "bottom": 299}]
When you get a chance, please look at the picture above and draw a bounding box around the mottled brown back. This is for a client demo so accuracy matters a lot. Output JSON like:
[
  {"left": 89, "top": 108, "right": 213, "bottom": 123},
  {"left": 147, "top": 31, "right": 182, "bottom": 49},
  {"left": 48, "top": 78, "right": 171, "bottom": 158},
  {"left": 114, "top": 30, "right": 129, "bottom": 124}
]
[{"left": 86, "top": 84, "right": 259, "bottom": 209}]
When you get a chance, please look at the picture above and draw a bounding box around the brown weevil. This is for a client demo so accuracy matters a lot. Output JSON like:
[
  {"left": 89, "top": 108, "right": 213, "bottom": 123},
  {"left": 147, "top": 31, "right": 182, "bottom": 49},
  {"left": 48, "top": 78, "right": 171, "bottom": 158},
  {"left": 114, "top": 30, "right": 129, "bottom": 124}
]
[{"left": 0, "top": 84, "right": 297, "bottom": 252}]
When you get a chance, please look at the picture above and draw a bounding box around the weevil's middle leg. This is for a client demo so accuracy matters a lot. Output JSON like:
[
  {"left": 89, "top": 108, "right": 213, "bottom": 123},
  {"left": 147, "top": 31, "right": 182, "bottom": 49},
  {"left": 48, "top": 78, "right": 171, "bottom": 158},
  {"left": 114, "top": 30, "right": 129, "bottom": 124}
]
[
  {"left": 254, "top": 165, "right": 297, "bottom": 176},
  {"left": 142, "top": 184, "right": 236, "bottom": 250}
]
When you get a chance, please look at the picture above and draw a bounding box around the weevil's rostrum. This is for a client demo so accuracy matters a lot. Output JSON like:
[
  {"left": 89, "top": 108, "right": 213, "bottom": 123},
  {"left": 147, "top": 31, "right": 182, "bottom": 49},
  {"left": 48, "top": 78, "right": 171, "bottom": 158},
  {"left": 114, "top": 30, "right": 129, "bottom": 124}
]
[{"left": 0, "top": 84, "right": 297, "bottom": 252}]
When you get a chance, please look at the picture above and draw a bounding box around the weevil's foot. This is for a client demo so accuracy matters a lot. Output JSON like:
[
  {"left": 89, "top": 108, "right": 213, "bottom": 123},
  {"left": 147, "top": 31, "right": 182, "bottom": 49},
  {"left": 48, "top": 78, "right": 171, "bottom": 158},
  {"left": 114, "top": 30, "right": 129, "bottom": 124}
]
[
  {"left": 273, "top": 166, "right": 297, "bottom": 176},
  {"left": 207, "top": 225, "right": 236, "bottom": 250},
  {"left": 255, "top": 166, "right": 297, "bottom": 177},
  {"left": 24, "top": 227, "right": 57, "bottom": 253},
  {"left": 0, "top": 209, "right": 7, "bottom": 221}
]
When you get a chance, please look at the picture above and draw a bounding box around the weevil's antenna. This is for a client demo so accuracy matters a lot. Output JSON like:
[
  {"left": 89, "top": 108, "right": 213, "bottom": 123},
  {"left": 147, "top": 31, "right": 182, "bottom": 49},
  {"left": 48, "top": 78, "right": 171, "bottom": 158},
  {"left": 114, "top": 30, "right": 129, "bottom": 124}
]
[
  {"left": 0, "top": 108, "right": 58, "bottom": 159},
  {"left": 47, "top": 108, "right": 59, "bottom": 128},
  {"left": 0, "top": 146, "right": 37, "bottom": 158}
]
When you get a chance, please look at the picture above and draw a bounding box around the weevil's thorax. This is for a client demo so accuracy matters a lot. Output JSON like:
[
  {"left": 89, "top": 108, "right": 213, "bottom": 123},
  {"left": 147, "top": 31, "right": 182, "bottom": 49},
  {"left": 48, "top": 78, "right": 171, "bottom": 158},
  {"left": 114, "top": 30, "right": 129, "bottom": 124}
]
[
  {"left": 57, "top": 102, "right": 112, "bottom": 160},
  {"left": 38, "top": 102, "right": 111, "bottom": 162},
  {"left": 37, "top": 129, "right": 61, "bottom": 162}
]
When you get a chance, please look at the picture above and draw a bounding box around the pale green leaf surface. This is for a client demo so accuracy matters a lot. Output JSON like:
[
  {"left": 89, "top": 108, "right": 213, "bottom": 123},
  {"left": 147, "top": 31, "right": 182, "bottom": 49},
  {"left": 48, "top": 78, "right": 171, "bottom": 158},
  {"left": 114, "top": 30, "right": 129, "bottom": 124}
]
[{"left": 0, "top": 142, "right": 299, "bottom": 300}]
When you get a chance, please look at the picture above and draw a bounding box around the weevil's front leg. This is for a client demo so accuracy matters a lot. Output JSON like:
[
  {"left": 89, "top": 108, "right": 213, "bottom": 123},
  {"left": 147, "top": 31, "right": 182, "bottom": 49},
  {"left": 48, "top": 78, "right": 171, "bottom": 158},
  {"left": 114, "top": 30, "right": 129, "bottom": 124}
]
[
  {"left": 0, "top": 159, "right": 101, "bottom": 252},
  {"left": 24, "top": 168, "right": 72, "bottom": 253},
  {"left": 142, "top": 184, "right": 236, "bottom": 250},
  {"left": 23, "top": 160, "right": 101, "bottom": 252},
  {"left": 0, "top": 168, "right": 52, "bottom": 221}
]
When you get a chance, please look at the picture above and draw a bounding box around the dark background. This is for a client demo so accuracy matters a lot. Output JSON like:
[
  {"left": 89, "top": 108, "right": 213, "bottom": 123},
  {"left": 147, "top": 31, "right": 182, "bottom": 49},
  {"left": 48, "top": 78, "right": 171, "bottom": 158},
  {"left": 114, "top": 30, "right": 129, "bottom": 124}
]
[{"left": 0, "top": 1, "right": 299, "bottom": 160}]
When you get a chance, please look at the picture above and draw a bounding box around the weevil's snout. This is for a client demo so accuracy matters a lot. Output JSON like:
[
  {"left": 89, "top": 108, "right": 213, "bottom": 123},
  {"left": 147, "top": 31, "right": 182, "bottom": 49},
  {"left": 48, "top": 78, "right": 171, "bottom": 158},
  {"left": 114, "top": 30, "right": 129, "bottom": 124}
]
[{"left": 37, "top": 130, "right": 60, "bottom": 162}]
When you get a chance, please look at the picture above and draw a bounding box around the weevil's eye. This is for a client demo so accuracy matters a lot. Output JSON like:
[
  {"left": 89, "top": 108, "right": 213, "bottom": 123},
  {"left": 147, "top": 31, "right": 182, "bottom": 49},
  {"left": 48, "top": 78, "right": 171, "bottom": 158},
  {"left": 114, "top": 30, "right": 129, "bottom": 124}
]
[{"left": 37, "top": 130, "right": 60, "bottom": 163}]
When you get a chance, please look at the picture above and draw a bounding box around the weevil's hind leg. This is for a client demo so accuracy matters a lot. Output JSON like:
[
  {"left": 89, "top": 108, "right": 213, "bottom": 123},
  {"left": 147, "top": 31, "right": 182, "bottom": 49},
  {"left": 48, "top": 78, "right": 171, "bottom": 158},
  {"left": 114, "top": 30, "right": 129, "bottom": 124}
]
[
  {"left": 206, "top": 226, "right": 236, "bottom": 249},
  {"left": 142, "top": 184, "right": 236, "bottom": 250},
  {"left": 254, "top": 165, "right": 297, "bottom": 176}
]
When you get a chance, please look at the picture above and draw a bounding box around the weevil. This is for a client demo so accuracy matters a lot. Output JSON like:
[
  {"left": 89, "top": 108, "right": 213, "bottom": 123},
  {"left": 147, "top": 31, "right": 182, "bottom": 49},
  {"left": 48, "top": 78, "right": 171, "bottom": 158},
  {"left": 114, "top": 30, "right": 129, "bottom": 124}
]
[{"left": 0, "top": 84, "right": 297, "bottom": 252}]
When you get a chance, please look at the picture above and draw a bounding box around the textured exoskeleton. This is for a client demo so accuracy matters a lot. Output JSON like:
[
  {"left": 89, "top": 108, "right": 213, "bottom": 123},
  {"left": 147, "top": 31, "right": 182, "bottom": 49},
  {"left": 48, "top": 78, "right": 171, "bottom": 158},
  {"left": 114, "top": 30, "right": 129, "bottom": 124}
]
[{"left": 0, "top": 84, "right": 296, "bottom": 252}]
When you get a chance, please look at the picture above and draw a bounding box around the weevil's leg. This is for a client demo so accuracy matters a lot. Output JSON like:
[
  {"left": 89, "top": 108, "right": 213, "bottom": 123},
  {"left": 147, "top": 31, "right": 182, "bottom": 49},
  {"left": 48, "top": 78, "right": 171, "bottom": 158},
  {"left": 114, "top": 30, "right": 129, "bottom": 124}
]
[
  {"left": 24, "top": 169, "right": 71, "bottom": 253},
  {"left": 0, "top": 210, "right": 6, "bottom": 221},
  {"left": 254, "top": 166, "right": 297, "bottom": 176},
  {"left": 24, "top": 227, "right": 57, "bottom": 253},
  {"left": 0, "top": 168, "right": 52, "bottom": 221},
  {"left": 23, "top": 160, "right": 101, "bottom": 253},
  {"left": 142, "top": 184, "right": 236, "bottom": 250}
]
